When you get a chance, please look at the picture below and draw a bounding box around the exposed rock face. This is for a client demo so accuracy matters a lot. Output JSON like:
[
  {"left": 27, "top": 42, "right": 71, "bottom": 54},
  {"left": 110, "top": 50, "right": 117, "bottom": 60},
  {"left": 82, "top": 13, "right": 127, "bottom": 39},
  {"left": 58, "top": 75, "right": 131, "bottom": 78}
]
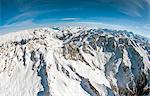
[{"left": 0, "top": 27, "right": 149, "bottom": 96}]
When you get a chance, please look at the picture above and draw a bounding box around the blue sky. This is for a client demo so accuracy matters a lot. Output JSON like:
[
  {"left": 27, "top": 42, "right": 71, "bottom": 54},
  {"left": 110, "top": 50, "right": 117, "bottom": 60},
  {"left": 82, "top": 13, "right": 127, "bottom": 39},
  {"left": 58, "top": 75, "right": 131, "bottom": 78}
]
[{"left": 0, "top": 0, "right": 150, "bottom": 37}]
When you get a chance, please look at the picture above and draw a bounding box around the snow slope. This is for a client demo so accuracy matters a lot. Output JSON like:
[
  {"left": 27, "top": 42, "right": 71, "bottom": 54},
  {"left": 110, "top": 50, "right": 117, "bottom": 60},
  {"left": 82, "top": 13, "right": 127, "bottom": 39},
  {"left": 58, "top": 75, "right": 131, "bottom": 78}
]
[{"left": 0, "top": 27, "right": 150, "bottom": 96}]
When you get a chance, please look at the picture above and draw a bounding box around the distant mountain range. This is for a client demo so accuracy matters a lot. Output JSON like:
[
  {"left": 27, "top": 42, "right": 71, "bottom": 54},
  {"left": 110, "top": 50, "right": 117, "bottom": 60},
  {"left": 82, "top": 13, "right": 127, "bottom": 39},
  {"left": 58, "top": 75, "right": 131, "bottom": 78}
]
[{"left": 0, "top": 27, "right": 150, "bottom": 96}]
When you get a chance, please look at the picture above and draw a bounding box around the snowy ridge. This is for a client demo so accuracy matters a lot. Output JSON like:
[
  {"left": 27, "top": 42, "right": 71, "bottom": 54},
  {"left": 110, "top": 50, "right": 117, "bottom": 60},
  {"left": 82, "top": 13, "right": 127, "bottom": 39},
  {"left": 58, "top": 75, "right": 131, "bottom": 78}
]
[{"left": 0, "top": 27, "right": 150, "bottom": 96}]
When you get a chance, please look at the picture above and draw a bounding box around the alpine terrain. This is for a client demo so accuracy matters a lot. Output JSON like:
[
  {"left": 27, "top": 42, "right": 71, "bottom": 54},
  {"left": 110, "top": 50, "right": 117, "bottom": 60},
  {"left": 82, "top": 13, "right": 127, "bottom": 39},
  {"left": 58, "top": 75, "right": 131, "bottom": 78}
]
[{"left": 0, "top": 27, "right": 150, "bottom": 96}]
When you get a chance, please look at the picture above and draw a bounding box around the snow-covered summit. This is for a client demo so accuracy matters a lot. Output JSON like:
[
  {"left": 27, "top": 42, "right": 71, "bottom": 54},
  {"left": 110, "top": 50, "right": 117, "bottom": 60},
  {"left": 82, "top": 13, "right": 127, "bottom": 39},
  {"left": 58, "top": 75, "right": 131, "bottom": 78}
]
[{"left": 0, "top": 27, "right": 150, "bottom": 96}]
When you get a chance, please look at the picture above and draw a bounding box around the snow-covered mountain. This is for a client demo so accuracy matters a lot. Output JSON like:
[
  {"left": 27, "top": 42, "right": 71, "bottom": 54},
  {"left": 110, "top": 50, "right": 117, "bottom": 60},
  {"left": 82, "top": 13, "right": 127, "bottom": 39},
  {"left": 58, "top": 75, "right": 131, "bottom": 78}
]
[{"left": 0, "top": 27, "right": 150, "bottom": 96}]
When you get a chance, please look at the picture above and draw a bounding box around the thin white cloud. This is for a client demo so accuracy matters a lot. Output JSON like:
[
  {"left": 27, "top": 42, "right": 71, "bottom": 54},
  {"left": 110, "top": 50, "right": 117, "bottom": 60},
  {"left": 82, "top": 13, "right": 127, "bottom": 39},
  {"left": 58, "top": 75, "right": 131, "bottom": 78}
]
[
  {"left": 143, "top": 24, "right": 150, "bottom": 32},
  {"left": 5, "top": 10, "right": 50, "bottom": 25},
  {"left": 117, "top": 0, "right": 149, "bottom": 17},
  {"left": 5, "top": 11, "right": 35, "bottom": 25},
  {"left": 2, "top": 19, "right": 34, "bottom": 28},
  {"left": 5, "top": 8, "right": 81, "bottom": 26},
  {"left": 0, "top": 19, "right": 39, "bottom": 34},
  {"left": 60, "top": 18, "right": 80, "bottom": 21},
  {"left": 120, "top": 9, "right": 142, "bottom": 17},
  {"left": 145, "top": 0, "right": 150, "bottom": 5}
]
